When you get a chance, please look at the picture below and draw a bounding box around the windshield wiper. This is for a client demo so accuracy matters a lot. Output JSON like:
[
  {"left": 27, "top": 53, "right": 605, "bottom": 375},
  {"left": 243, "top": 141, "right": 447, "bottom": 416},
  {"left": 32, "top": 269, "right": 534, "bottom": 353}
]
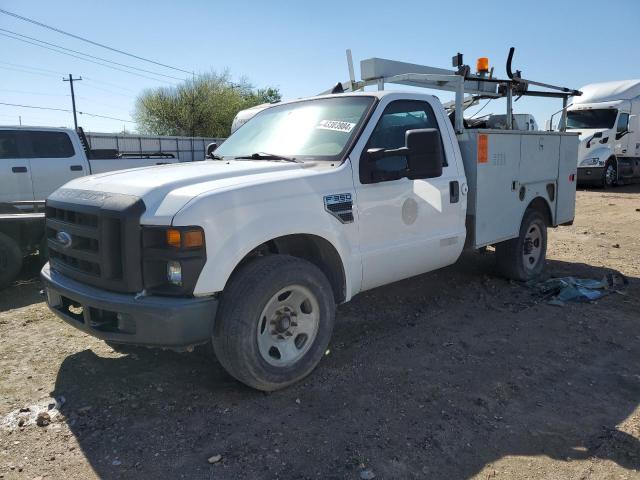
[{"left": 234, "top": 152, "right": 301, "bottom": 163}]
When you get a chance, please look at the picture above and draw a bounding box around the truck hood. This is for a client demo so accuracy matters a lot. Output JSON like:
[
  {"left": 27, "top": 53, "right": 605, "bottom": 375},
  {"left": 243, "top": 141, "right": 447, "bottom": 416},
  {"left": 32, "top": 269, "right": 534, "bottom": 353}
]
[
  {"left": 59, "top": 160, "right": 323, "bottom": 223},
  {"left": 573, "top": 128, "right": 612, "bottom": 161}
]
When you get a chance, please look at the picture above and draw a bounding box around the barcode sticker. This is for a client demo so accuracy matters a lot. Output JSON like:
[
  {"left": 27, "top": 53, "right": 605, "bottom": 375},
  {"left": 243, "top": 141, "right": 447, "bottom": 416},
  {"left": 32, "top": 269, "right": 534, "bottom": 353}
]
[{"left": 317, "top": 120, "right": 356, "bottom": 133}]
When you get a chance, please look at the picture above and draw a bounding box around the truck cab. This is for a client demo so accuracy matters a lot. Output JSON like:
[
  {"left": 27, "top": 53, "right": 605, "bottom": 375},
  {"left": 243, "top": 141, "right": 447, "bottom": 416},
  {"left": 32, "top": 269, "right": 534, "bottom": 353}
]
[{"left": 567, "top": 80, "right": 640, "bottom": 187}]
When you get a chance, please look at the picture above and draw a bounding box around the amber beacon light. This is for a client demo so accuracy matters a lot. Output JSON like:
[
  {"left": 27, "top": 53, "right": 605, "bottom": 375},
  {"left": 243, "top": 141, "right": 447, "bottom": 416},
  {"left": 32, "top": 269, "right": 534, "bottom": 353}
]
[{"left": 476, "top": 57, "right": 489, "bottom": 73}]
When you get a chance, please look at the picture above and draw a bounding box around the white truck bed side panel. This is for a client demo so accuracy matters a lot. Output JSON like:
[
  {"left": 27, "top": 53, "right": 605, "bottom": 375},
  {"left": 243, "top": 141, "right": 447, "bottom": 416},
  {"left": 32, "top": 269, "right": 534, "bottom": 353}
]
[
  {"left": 476, "top": 133, "right": 523, "bottom": 246},
  {"left": 556, "top": 135, "right": 579, "bottom": 225},
  {"left": 520, "top": 135, "right": 561, "bottom": 183},
  {"left": 459, "top": 130, "right": 577, "bottom": 248},
  {"left": 459, "top": 131, "right": 522, "bottom": 246}
]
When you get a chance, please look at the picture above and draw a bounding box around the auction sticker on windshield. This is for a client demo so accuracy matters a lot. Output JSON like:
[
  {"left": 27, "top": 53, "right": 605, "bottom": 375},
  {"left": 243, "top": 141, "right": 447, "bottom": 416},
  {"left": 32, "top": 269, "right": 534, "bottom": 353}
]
[{"left": 317, "top": 120, "right": 356, "bottom": 133}]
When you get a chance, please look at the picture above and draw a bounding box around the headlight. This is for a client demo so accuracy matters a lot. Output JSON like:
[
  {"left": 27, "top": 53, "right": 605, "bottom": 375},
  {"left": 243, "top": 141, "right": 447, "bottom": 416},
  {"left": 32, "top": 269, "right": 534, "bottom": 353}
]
[
  {"left": 141, "top": 226, "right": 206, "bottom": 296},
  {"left": 167, "top": 260, "right": 182, "bottom": 286},
  {"left": 580, "top": 157, "right": 604, "bottom": 167}
]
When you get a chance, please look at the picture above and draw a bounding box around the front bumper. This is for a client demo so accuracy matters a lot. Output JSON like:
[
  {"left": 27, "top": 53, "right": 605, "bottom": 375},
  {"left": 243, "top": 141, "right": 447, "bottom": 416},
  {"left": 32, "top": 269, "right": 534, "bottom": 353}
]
[
  {"left": 577, "top": 166, "right": 604, "bottom": 185},
  {"left": 41, "top": 263, "right": 218, "bottom": 349}
]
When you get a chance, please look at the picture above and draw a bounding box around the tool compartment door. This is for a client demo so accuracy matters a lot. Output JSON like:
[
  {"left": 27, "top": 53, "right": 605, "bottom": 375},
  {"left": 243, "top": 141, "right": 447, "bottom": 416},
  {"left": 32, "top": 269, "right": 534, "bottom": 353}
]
[
  {"left": 556, "top": 135, "right": 578, "bottom": 225},
  {"left": 474, "top": 132, "right": 522, "bottom": 246},
  {"left": 520, "top": 134, "right": 561, "bottom": 184}
]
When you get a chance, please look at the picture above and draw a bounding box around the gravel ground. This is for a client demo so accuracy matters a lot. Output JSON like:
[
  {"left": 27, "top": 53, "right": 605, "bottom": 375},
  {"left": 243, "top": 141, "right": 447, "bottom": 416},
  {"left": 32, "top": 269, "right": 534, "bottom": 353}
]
[{"left": 1, "top": 184, "right": 639, "bottom": 480}]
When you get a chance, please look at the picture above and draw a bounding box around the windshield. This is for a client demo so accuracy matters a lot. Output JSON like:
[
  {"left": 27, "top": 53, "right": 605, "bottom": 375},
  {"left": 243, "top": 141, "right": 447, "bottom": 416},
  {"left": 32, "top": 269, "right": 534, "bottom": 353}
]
[
  {"left": 215, "top": 96, "right": 375, "bottom": 162},
  {"left": 566, "top": 109, "right": 618, "bottom": 129}
]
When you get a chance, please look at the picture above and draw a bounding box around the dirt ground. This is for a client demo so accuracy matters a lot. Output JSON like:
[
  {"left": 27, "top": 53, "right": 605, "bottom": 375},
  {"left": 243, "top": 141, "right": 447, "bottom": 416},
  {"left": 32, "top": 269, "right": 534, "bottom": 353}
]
[{"left": 1, "top": 185, "right": 639, "bottom": 480}]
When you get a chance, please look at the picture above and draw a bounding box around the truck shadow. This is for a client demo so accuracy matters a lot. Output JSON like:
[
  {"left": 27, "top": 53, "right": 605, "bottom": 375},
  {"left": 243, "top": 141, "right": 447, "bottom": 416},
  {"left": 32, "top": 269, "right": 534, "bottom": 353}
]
[
  {"left": 51, "top": 255, "right": 640, "bottom": 479},
  {"left": 0, "top": 255, "right": 44, "bottom": 312}
]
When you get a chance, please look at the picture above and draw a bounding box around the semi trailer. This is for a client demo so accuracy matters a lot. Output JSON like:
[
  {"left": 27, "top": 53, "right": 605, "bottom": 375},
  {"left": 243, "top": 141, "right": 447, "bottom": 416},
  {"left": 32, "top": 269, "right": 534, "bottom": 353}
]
[{"left": 41, "top": 49, "right": 581, "bottom": 391}]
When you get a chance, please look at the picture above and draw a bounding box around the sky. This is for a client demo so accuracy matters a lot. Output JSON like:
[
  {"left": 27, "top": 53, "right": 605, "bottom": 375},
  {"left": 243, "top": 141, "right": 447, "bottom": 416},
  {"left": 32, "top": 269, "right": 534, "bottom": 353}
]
[{"left": 0, "top": 0, "right": 638, "bottom": 134}]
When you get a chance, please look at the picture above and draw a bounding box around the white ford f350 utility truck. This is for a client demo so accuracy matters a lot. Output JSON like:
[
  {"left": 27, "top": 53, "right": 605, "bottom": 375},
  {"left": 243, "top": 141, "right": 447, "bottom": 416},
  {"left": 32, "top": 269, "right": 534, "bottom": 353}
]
[{"left": 41, "top": 49, "right": 581, "bottom": 391}]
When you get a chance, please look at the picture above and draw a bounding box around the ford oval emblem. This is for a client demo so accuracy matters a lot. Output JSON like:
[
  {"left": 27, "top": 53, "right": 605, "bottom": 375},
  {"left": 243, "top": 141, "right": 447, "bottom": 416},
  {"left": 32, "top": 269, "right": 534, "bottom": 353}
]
[{"left": 56, "top": 231, "right": 72, "bottom": 248}]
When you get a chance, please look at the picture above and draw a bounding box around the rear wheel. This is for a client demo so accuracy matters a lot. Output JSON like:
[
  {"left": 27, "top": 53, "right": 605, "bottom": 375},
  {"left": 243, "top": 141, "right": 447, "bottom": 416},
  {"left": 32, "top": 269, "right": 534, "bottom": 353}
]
[
  {"left": 212, "top": 255, "right": 335, "bottom": 391},
  {"left": 0, "top": 232, "right": 23, "bottom": 290},
  {"left": 496, "top": 209, "right": 547, "bottom": 281}
]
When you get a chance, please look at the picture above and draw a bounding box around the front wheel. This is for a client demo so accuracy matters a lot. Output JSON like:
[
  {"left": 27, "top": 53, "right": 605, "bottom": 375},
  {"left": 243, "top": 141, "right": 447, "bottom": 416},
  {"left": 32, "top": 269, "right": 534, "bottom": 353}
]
[
  {"left": 495, "top": 209, "right": 547, "bottom": 281},
  {"left": 601, "top": 160, "right": 617, "bottom": 189},
  {"left": 212, "top": 255, "right": 335, "bottom": 391}
]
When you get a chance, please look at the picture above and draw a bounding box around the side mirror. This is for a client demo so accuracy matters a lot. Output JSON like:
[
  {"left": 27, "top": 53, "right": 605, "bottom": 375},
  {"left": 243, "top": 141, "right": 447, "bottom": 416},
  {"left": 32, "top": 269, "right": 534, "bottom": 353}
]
[
  {"left": 629, "top": 114, "right": 639, "bottom": 134},
  {"left": 206, "top": 142, "right": 218, "bottom": 159},
  {"left": 405, "top": 128, "right": 443, "bottom": 179},
  {"left": 587, "top": 131, "right": 603, "bottom": 148}
]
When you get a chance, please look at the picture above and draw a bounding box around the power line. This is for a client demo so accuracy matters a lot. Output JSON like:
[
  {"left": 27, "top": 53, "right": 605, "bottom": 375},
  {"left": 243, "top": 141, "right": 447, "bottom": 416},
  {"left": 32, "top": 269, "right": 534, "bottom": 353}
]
[
  {"left": 83, "top": 77, "right": 138, "bottom": 94},
  {"left": 0, "top": 88, "right": 68, "bottom": 97},
  {"left": 0, "top": 60, "right": 66, "bottom": 75},
  {"left": 78, "top": 111, "right": 135, "bottom": 123},
  {"left": 0, "top": 64, "right": 60, "bottom": 78},
  {"left": 80, "top": 82, "right": 137, "bottom": 99},
  {"left": 0, "top": 27, "right": 186, "bottom": 81},
  {"left": 0, "top": 101, "right": 135, "bottom": 123},
  {"left": 0, "top": 8, "right": 194, "bottom": 75},
  {"left": 0, "top": 31, "right": 178, "bottom": 84},
  {"left": 0, "top": 102, "right": 69, "bottom": 112}
]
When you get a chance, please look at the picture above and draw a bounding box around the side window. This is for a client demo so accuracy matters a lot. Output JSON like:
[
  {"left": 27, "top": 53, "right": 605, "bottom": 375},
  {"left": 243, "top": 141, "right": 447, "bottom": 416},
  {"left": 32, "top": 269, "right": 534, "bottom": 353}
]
[
  {"left": 616, "top": 113, "right": 629, "bottom": 139},
  {"left": 0, "top": 131, "right": 20, "bottom": 159},
  {"left": 362, "top": 100, "right": 445, "bottom": 183},
  {"left": 26, "top": 131, "right": 75, "bottom": 158}
]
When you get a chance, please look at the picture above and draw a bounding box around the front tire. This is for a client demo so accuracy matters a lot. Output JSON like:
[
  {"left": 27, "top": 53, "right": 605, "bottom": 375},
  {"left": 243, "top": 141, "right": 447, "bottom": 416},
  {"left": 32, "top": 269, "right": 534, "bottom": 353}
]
[
  {"left": 212, "top": 255, "right": 335, "bottom": 391},
  {"left": 601, "top": 160, "right": 617, "bottom": 189},
  {"left": 495, "top": 209, "right": 547, "bottom": 282},
  {"left": 0, "top": 232, "right": 23, "bottom": 290}
]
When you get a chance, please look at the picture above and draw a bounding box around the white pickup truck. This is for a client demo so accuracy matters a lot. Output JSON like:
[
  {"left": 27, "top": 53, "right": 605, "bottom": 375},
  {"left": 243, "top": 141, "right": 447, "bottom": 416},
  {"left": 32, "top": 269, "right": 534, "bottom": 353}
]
[
  {"left": 0, "top": 126, "right": 179, "bottom": 288},
  {"left": 0, "top": 126, "right": 180, "bottom": 204},
  {"left": 41, "top": 51, "right": 580, "bottom": 391}
]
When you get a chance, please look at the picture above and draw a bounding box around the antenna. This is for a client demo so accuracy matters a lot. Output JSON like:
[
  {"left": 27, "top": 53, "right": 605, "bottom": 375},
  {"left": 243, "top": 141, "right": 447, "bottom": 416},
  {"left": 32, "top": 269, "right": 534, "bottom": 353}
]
[{"left": 346, "top": 49, "right": 356, "bottom": 84}]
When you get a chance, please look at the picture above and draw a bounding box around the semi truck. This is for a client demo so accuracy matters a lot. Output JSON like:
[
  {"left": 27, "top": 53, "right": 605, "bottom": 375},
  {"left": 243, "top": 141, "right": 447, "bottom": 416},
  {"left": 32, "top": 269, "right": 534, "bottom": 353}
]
[
  {"left": 566, "top": 80, "right": 640, "bottom": 187},
  {"left": 40, "top": 49, "right": 580, "bottom": 391}
]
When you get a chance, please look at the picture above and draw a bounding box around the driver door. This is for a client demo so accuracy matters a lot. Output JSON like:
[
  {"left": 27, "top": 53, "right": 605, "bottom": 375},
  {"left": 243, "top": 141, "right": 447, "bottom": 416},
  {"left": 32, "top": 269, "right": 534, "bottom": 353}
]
[
  {"left": 351, "top": 95, "right": 466, "bottom": 291},
  {"left": 614, "top": 112, "right": 634, "bottom": 178}
]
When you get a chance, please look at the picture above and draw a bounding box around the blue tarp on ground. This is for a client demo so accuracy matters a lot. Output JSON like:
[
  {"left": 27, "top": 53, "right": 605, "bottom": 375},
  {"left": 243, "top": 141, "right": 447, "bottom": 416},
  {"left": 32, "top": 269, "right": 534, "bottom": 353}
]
[{"left": 537, "top": 273, "right": 628, "bottom": 306}]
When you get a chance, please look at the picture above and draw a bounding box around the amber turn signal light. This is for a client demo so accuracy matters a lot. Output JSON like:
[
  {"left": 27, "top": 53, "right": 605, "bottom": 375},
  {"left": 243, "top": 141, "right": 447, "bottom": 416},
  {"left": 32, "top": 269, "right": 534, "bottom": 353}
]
[
  {"left": 166, "top": 229, "right": 181, "bottom": 248},
  {"left": 166, "top": 228, "right": 204, "bottom": 249},
  {"left": 182, "top": 229, "right": 204, "bottom": 248}
]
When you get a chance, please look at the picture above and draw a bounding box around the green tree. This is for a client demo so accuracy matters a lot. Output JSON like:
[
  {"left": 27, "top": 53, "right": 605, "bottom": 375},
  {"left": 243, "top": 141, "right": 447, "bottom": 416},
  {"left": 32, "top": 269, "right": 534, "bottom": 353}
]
[{"left": 133, "top": 71, "right": 281, "bottom": 137}]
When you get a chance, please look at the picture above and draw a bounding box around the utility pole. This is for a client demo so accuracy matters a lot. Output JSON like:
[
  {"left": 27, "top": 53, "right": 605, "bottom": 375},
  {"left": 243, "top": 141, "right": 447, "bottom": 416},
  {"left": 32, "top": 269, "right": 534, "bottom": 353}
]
[
  {"left": 63, "top": 74, "right": 82, "bottom": 130},
  {"left": 18, "top": 115, "right": 21, "bottom": 126}
]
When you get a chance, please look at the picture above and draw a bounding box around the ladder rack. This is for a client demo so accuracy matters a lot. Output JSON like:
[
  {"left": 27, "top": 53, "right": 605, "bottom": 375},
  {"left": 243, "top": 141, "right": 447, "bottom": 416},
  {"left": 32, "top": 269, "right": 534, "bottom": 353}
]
[{"left": 325, "top": 48, "right": 582, "bottom": 134}]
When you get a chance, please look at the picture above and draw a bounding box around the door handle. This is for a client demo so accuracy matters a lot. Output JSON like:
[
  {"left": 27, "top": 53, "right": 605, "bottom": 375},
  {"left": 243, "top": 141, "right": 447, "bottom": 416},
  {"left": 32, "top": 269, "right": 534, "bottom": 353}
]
[
  {"left": 12, "top": 166, "right": 27, "bottom": 173},
  {"left": 70, "top": 165, "right": 83, "bottom": 171},
  {"left": 449, "top": 181, "right": 460, "bottom": 203}
]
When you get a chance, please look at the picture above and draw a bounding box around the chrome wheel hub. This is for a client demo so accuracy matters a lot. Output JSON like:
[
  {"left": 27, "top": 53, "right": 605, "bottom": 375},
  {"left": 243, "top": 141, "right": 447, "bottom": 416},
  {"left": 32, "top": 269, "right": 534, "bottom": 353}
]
[
  {"left": 523, "top": 224, "right": 542, "bottom": 270},
  {"left": 257, "top": 285, "right": 320, "bottom": 367}
]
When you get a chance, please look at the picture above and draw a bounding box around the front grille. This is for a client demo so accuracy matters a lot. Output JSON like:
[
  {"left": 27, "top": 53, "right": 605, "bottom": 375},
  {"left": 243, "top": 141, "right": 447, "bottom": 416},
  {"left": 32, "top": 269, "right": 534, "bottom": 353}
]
[
  {"left": 45, "top": 190, "right": 145, "bottom": 293},
  {"left": 47, "top": 206, "right": 103, "bottom": 277}
]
